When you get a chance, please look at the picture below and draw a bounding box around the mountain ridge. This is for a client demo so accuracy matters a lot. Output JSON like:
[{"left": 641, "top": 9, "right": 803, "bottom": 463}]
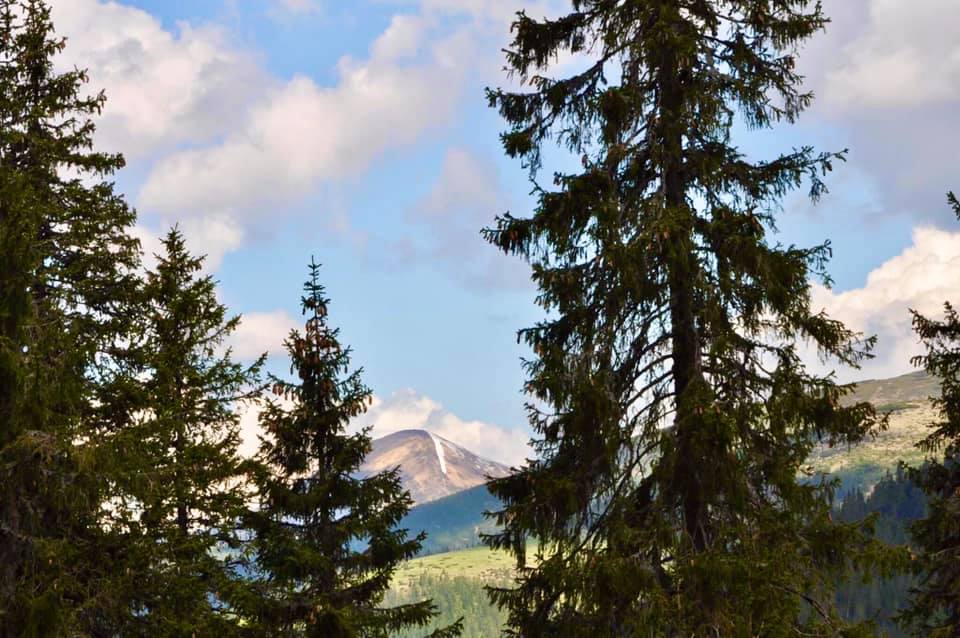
[{"left": 361, "top": 429, "right": 510, "bottom": 505}]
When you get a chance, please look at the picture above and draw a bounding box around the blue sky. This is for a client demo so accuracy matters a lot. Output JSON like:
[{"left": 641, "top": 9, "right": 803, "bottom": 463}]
[{"left": 50, "top": 0, "right": 960, "bottom": 464}]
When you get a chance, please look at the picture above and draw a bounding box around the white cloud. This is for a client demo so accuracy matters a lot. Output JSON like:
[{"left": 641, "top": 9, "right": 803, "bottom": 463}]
[
  {"left": 419, "top": 148, "right": 500, "bottom": 219},
  {"left": 421, "top": 0, "right": 562, "bottom": 24},
  {"left": 179, "top": 214, "right": 245, "bottom": 271},
  {"left": 50, "top": 0, "right": 264, "bottom": 159},
  {"left": 47, "top": 0, "right": 266, "bottom": 267},
  {"left": 810, "top": 223, "right": 960, "bottom": 381},
  {"left": 237, "top": 395, "right": 296, "bottom": 458},
  {"left": 237, "top": 402, "right": 262, "bottom": 458},
  {"left": 137, "top": 20, "right": 466, "bottom": 221},
  {"left": 796, "top": 0, "right": 960, "bottom": 220},
  {"left": 230, "top": 310, "right": 299, "bottom": 361},
  {"left": 131, "top": 225, "right": 164, "bottom": 272},
  {"left": 236, "top": 389, "right": 531, "bottom": 466},
  {"left": 133, "top": 215, "right": 244, "bottom": 273},
  {"left": 130, "top": 0, "right": 566, "bottom": 260},
  {"left": 371, "top": 14, "right": 426, "bottom": 61},
  {"left": 821, "top": 0, "right": 960, "bottom": 111},
  {"left": 54, "top": 0, "right": 566, "bottom": 268}
]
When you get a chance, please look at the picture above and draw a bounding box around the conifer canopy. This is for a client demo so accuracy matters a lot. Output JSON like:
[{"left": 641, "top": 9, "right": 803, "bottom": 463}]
[
  {"left": 900, "top": 192, "right": 960, "bottom": 637},
  {"left": 102, "top": 228, "right": 264, "bottom": 635},
  {"left": 238, "top": 260, "right": 462, "bottom": 638},
  {"left": 483, "top": 1, "right": 888, "bottom": 635},
  {"left": 0, "top": 1, "right": 140, "bottom": 633}
]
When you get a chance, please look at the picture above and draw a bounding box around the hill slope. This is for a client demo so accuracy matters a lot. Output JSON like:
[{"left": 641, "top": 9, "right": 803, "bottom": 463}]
[
  {"left": 361, "top": 429, "right": 510, "bottom": 504},
  {"left": 387, "top": 371, "right": 941, "bottom": 636},
  {"left": 810, "top": 370, "right": 939, "bottom": 493},
  {"left": 400, "top": 484, "right": 502, "bottom": 555},
  {"left": 398, "top": 371, "right": 941, "bottom": 554}
]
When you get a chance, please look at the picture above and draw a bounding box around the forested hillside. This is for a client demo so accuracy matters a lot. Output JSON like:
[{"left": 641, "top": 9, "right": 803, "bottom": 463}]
[
  {"left": 385, "top": 574, "right": 510, "bottom": 638},
  {"left": 391, "top": 470, "right": 929, "bottom": 637},
  {"left": 400, "top": 485, "right": 501, "bottom": 555},
  {"left": 401, "top": 371, "right": 941, "bottom": 558},
  {"left": 835, "top": 469, "right": 927, "bottom": 636},
  {"left": 387, "top": 370, "right": 941, "bottom": 637}
]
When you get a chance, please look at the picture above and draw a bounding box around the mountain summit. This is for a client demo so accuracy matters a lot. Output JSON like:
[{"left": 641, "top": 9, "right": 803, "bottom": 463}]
[{"left": 361, "top": 430, "right": 510, "bottom": 504}]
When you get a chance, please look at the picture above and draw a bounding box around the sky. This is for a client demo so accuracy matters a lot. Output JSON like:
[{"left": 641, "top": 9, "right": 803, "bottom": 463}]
[{"left": 48, "top": 0, "right": 960, "bottom": 466}]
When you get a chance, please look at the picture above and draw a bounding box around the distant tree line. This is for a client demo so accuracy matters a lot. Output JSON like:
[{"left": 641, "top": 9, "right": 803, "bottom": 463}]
[
  {"left": 835, "top": 469, "right": 925, "bottom": 637},
  {"left": 386, "top": 470, "right": 938, "bottom": 638},
  {"left": 385, "top": 574, "right": 511, "bottom": 638}
]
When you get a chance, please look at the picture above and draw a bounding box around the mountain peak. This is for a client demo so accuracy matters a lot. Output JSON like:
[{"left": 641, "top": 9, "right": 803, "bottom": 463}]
[{"left": 361, "top": 429, "right": 510, "bottom": 504}]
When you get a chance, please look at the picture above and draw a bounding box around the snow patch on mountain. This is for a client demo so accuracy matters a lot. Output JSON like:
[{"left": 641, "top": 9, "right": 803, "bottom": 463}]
[
  {"left": 359, "top": 429, "right": 511, "bottom": 503},
  {"left": 429, "top": 431, "right": 447, "bottom": 475}
]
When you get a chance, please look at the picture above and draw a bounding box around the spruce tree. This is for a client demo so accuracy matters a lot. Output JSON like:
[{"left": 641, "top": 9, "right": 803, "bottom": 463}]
[
  {"left": 237, "top": 261, "right": 461, "bottom": 638},
  {"left": 482, "top": 2, "right": 887, "bottom": 635},
  {"left": 899, "top": 193, "right": 960, "bottom": 636},
  {"left": 0, "top": 0, "right": 140, "bottom": 633},
  {"left": 102, "top": 228, "right": 263, "bottom": 635}
]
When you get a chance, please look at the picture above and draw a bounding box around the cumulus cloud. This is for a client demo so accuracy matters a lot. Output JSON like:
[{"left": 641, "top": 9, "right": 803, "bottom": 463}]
[
  {"left": 51, "top": 0, "right": 497, "bottom": 267},
  {"left": 799, "top": 0, "right": 960, "bottom": 221},
  {"left": 51, "top": 0, "right": 568, "bottom": 269},
  {"left": 371, "top": 14, "right": 426, "bottom": 61},
  {"left": 820, "top": 0, "right": 960, "bottom": 111},
  {"left": 137, "top": 18, "right": 466, "bottom": 221},
  {"left": 50, "top": 0, "right": 264, "bottom": 159},
  {"left": 50, "top": 0, "right": 266, "bottom": 266},
  {"left": 237, "top": 394, "right": 295, "bottom": 458},
  {"left": 131, "top": 225, "right": 165, "bottom": 272},
  {"left": 236, "top": 389, "right": 531, "bottom": 466},
  {"left": 274, "top": 0, "right": 319, "bottom": 15},
  {"left": 420, "top": 148, "right": 500, "bottom": 219},
  {"left": 133, "top": 215, "right": 244, "bottom": 273},
  {"left": 809, "top": 222, "right": 960, "bottom": 381},
  {"left": 421, "top": 0, "right": 563, "bottom": 25},
  {"left": 229, "top": 310, "right": 300, "bottom": 361}
]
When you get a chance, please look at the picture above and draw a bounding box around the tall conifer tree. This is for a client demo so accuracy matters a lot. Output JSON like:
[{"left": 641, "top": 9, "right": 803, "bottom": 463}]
[
  {"left": 0, "top": 1, "right": 140, "bottom": 633},
  {"left": 483, "top": 2, "right": 886, "bottom": 635},
  {"left": 104, "top": 228, "right": 263, "bottom": 635},
  {"left": 238, "top": 261, "right": 460, "bottom": 638},
  {"left": 900, "top": 194, "right": 960, "bottom": 636}
]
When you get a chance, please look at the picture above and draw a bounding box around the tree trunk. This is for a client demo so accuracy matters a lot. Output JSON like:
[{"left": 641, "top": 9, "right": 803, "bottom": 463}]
[{"left": 657, "top": 8, "right": 707, "bottom": 555}]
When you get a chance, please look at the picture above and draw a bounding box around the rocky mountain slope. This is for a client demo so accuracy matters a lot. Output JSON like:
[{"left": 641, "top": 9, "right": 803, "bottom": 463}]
[
  {"left": 360, "top": 430, "right": 510, "bottom": 504},
  {"left": 809, "top": 370, "right": 940, "bottom": 492}
]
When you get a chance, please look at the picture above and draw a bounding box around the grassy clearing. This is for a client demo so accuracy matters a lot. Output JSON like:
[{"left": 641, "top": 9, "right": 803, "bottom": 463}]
[{"left": 392, "top": 545, "right": 516, "bottom": 588}]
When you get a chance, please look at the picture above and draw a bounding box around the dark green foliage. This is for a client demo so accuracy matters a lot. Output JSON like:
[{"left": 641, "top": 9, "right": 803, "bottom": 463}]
[
  {"left": 836, "top": 469, "right": 926, "bottom": 637},
  {"left": 237, "top": 261, "right": 461, "bottom": 638},
  {"left": 900, "top": 192, "right": 960, "bottom": 637},
  {"left": 385, "top": 573, "right": 511, "bottom": 638},
  {"left": 402, "top": 485, "right": 501, "bottom": 555},
  {"left": 483, "top": 1, "right": 891, "bottom": 635},
  {"left": 0, "top": 0, "right": 140, "bottom": 633},
  {"left": 100, "top": 229, "right": 263, "bottom": 635}
]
